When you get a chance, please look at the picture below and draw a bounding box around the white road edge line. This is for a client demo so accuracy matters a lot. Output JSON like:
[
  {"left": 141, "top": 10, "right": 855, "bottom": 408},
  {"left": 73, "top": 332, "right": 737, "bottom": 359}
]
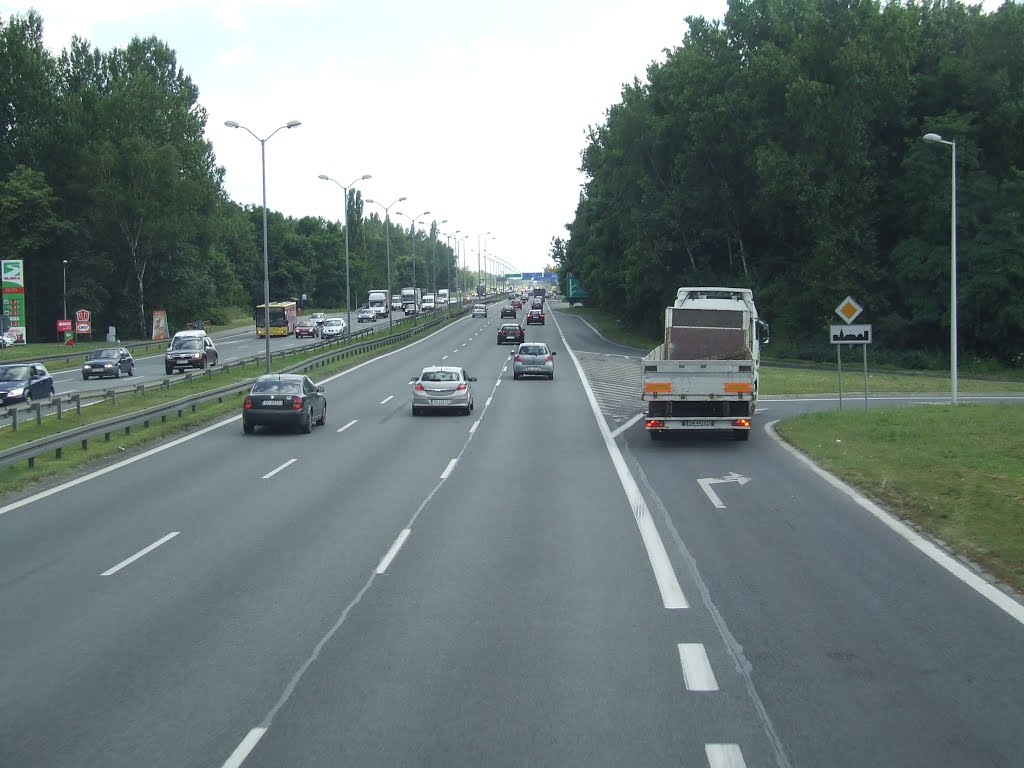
[
  {"left": 336, "top": 419, "right": 357, "bottom": 433},
  {"left": 767, "top": 420, "right": 1024, "bottom": 626},
  {"left": 706, "top": 743, "right": 747, "bottom": 768},
  {"left": 220, "top": 727, "right": 267, "bottom": 768},
  {"left": 485, "top": 396, "right": 493, "bottom": 408},
  {"left": 101, "top": 531, "right": 179, "bottom": 576},
  {"left": 380, "top": 395, "right": 394, "bottom": 405},
  {"left": 678, "top": 643, "right": 719, "bottom": 691},
  {"left": 609, "top": 412, "right": 644, "bottom": 440},
  {"left": 440, "top": 458, "right": 458, "bottom": 479},
  {"left": 469, "top": 420, "right": 480, "bottom": 434},
  {"left": 262, "top": 459, "right": 297, "bottom": 479},
  {"left": 551, "top": 312, "right": 687, "bottom": 609},
  {"left": 376, "top": 528, "right": 411, "bottom": 574}
]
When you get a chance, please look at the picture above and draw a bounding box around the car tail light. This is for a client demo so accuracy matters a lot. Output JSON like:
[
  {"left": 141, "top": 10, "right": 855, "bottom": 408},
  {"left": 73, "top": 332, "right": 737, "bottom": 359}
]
[
  {"left": 545, "top": 354, "right": 552, "bottom": 362},
  {"left": 514, "top": 355, "right": 522, "bottom": 362},
  {"left": 456, "top": 383, "right": 467, "bottom": 391},
  {"left": 540, "top": 313, "right": 545, "bottom": 319},
  {"left": 292, "top": 397, "right": 303, "bottom": 410},
  {"left": 415, "top": 383, "right": 424, "bottom": 391},
  {"left": 244, "top": 396, "right": 253, "bottom": 409}
]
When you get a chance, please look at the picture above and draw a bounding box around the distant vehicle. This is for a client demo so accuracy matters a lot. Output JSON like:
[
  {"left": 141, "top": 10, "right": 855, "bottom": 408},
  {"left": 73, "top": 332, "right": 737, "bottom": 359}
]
[
  {"left": 82, "top": 347, "right": 134, "bottom": 379},
  {"left": 411, "top": 366, "right": 477, "bottom": 416},
  {"left": 310, "top": 312, "right": 327, "bottom": 326},
  {"left": 532, "top": 287, "right": 547, "bottom": 300},
  {"left": 511, "top": 299, "right": 522, "bottom": 309},
  {"left": 497, "top": 323, "right": 525, "bottom": 345},
  {"left": 391, "top": 296, "right": 404, "bottom": 311},
  {"left": 500, "top": 306, "right": 516, "bottom": 319},
  {"left": 421, "top": 294, "right": 436, "bottom": 312},
  {"left": 401, "top": 287, "right": 421, "bottom": 314},
  {"left": 0, "top": 363, "right": 54, "bottom": 404},
  {"left": 511, "top": 343, "right": 556, "bottom": 380},
  {"left": 295, "top": 317, "right": 319, "bottom": 338},
  {"left": 642, "top": 286, "right": 769, "bottom": 441},
  {"left": 320, "top": 317, "right": 348, "bottom": 339},
  {"left": 256, "top": 300, "right": 297, "bottom": 337},
  {"left": 357, "top": 307, "right": 377, "bottom": 323},
  {"left": 525, "top": 309, "right": 545, "bottom": 325},
  {"left": 472, "top": 304, "right": 488, "bottom": 318},
  {"left": 530, "top": 297, "right": 543, "bottom": 310},
  {"left": 242, "top": 373, "right": 327, "bottom": 434},
  {"left": 437, "top": 288, "right": 450, "bottom": 305},
  {"left": 367, "top": 289, "right": 391, "bottom": 318},
  {"left": 165, "top": 332, "right": 218, "bottom": 374}
]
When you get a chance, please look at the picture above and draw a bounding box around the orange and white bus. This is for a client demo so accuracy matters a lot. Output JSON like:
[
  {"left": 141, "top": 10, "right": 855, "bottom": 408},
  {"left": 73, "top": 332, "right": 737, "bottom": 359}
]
[{"left": 255, "top": 301, "right": 298, "bottom": 337}]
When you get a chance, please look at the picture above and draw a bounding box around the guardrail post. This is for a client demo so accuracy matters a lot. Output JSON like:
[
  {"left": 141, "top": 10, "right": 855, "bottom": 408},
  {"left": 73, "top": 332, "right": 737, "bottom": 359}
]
[
  {"left": 108, "top": 389, "right": 116, "bottom": 405},
  {"left": 73, "top": 393, "right": 81, "bottom": 415},
  {"left": 57, "top": 397, "right": 63, "bottom": 420},
  {"left": 137, "top": 384, "right": 145, "bottom": 395},
  {"left": 28, "top": 455, "right": 33, "bottom": 468},
  {"left": 81, "top": 438, "right": 88, "bottom": 450},
  {"left": 33, "top": 402, "right": 42, "bottom": 425},
  {"left": 186, "top": 373, "right": 193, "bottom": 383},
  {"left": 124, "top": 425, "right": 131, "bottom": 435},
  {"left": 104, "top": 431, "right": 111, "bottom": 442},
  {"left": 56, "top": 446, "right": 62, "bottom": 460},
  {"left": 11, "top": 408, "right": 17, "bottom": 432}
]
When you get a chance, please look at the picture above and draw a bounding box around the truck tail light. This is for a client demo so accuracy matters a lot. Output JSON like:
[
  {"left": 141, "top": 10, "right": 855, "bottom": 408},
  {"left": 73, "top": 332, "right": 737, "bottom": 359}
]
[
  {"left": 645, "top": 419, "right": 665, "bottom": 429},
  {"left": 733, "top": 418, "right": 751, "bottom": 428}
]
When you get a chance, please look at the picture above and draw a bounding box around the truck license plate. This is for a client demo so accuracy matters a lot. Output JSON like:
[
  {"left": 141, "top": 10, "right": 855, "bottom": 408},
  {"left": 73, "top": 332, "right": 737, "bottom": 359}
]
[{"left": 682, "top": 419, "right": 713, "bottom": 426}]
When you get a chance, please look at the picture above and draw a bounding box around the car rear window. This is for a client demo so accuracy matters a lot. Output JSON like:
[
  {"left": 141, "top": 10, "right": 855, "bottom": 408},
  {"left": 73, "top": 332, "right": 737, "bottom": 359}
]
[
  {"left": 252, "top": 379, "right": 302, "bottom": 394},
  {"left": 520, "top": 345, "right": 547, "bottom": 355},
  {"left": 422, "top": 371, "right": 459, "bottom": 382}
]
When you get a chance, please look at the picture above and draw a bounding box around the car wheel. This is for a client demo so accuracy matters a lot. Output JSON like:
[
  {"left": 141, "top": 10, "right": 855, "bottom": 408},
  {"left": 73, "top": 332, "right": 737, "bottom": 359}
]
[
  {"left": 83, "top": 373, "right": 89, "bottom": 381},
  {"left": 549, "top": 372, "right": 554, "bottom": 380},
  {"left": 513, "top": 372, "right": 520, "bottom": 380},
  {"left": 243, "top": 422, "right": 255, "bottom": 434},
  {"left": 316, "top": 402, "right": 327, "bottom": 426},
  {"left": 115, "top": 367, "right": 122, "bottom": 378},
  {"left": 302, "top": 407, "right": 313, "bottom": 434},
  {"left": 411, "top": 405, "right": 420, "bottom": 416},
  {"left": 128, "top": 363, "right": 135, "bottom": 376},
  {"left": 24, "top": 391, "right": 31, "bottom": 405},
  {"left": 201, "top": 355, "right": 208, "bottom": 370},
  {"left": 165, "top": 366, "right": 173, "bottom": 375}
]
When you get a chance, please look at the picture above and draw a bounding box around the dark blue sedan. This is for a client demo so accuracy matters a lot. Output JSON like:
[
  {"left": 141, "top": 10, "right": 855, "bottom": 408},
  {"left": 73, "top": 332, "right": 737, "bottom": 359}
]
[{"left": 0, "top": 363, "right": 55, "bottom": 405}]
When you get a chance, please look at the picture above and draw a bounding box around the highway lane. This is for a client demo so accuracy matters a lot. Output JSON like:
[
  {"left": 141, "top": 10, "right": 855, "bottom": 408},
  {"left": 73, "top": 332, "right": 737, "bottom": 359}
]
[{"left": 552, "top": 304, "right": 1024, "bottom": 767}]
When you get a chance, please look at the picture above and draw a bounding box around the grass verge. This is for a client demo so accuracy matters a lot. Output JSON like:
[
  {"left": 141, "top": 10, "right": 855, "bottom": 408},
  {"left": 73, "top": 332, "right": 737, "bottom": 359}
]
[
  {"left": 761, "top": 367, "right": 1024, "bottom": 396},
  {"left": 775, "top": 406, "right": 1024, "bottom": 593}
]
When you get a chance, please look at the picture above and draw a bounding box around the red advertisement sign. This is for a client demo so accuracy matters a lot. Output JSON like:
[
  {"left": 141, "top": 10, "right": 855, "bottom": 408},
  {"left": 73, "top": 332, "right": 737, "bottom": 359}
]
[{"left": 57, "top": 319, "right": 73, "bottom": 332}]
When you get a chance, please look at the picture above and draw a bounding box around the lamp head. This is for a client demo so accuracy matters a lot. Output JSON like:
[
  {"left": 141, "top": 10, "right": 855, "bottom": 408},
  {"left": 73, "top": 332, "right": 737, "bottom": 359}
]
[
  {"left": 224, "top": 120, "right": 240, "bottom": 128},
  {"left": 365, "top": 198, "right": 376, "bottom": 204},
  {"left": 361, "top": 174, "right": 372, "bottom": 180},
  {"left": 922, "top": 133, "right": 943, "bottom": 143},
  {"left": 398, "top": 196, "right": 407, "bottom": 202},
  {"left": 286, "top": 120, "right": 302, "bottom": 129},
  {"left": 318, "top": 174, "right": 330, "bottom": 181}
]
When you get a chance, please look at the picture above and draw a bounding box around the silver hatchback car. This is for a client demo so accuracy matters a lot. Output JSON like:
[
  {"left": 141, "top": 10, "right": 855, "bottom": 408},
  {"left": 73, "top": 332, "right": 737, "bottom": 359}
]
[
  {"left": 411, "top": 366, "right": 477, "bottom": 415},
  {"left": 511, "top": 343, "right": 556, "bottom": 380},
  {"left": 472, "top": 303, "right": 488, "bottom": 318}
]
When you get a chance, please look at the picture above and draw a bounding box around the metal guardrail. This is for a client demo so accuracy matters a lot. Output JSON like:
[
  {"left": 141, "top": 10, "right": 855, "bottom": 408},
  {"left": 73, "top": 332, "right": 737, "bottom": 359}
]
[{"left": 0, "top": 306, "right": 473, "bottom": 470}]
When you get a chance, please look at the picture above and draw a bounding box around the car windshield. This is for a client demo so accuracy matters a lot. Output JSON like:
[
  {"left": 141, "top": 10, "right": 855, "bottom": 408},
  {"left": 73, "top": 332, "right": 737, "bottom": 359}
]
[
  {"left": 520, "top": 345, "right": 548, "bottom": 355},
  {"left": 252, "top": 379, "right": 302, "bottom": 394},
  {"left": 324, "top": 319, "right": 343, "bottom": 327},
  {"left": 421, "top": 371, "right": 460, "bottom": 382},
  {"left": 298, "top": 319, "right": 315, "bottom": 326},
  {"left": 87, "top": 349, "right": 119, "bottom": 360},
  {"left": 0, "top": 365, "right": 30, "bottom": 382},
  {"left": 171, "top": 338, "right": 203, "bottom": 351}
]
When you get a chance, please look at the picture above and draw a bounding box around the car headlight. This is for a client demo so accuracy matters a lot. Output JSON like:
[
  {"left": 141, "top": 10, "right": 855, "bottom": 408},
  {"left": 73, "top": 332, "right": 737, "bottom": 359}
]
[
  {"left": 8, "top": 387, "right": 23, "bottom": 397},
  {"left": 165, "top": 354, "right": 173, "bottom": 361},
  {"left": 103, "top": 363, "right": 113, "bottom": 368},
  {"left": 192, "top": 352, "right": 202, "bottom": 359}
]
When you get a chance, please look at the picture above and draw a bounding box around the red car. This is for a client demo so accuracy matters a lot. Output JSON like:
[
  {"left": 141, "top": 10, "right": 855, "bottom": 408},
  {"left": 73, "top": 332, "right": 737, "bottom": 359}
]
[
  {"left": 511, "top": 299, "right": 522, "bottom": 309},
  {"left": 295, "top": 318, "right": 319, "bottom": 338}
]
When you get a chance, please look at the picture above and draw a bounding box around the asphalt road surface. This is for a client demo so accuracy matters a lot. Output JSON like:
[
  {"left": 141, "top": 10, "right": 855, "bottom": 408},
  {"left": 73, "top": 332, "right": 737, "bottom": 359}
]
[{"left": 0, "top": 302, "right": 1021, "bottom": 767}]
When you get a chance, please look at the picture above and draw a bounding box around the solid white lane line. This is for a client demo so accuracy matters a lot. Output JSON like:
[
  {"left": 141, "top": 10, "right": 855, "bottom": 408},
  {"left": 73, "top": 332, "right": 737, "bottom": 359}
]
[
  {"left": 220, "top": 727, "right": 267, "bottom": 768},
  {"left": 495, "top": 379, "right": 501, "bottom": 387},
  {"left": 262, "top": 459, "right": 297, "bottom": 479},
  {"left": 440, "top": 458, "right": 458, "bottom": 479},
  {"left": 441, "top": 355, "right": 448, "bottom": 360},
  {"left": 706, "top": 743, "right": 746, "bottom": 768},
  {"left": 767, "top": 420, "right": 1024, "bottom": 626},
  {"left": 101, "top": 531, "right": 179, "bottom": 576},
  {"left": 551, "top": 313, "right": 687, "bottom": 610},
  {"left": 336, "top": 419, "right": 357, "bottom": 433},
  {"left": 678, "top": 643, "right": 719, "bottom": 691},
  {"left": 380, "top": 395, "right": 394, "bottom": 405},
  {"left": 470, "top": 420, "right": 480, "bottom": 434},
  {"left": 485, "top": 396, "right": 493, "bottom": 408},
  {"left": 609, "top": 413, "right": 644, "bottom": 439},
  {"left": 375, "top": 529, "right": 411, "bottom": 574}
]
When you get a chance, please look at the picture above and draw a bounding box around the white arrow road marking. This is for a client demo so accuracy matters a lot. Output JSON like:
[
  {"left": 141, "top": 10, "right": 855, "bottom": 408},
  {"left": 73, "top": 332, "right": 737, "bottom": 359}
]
[{"left": 697, "top": 472, "right": 751, "bottom": 509}]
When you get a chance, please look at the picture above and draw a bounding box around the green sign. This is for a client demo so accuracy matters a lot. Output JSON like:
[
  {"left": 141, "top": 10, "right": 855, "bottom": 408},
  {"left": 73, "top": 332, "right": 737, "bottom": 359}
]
[
  {"left": 504, "top": 273, "right": 522, "bottom": 280},
  {"left": 1, "top": 259, "right": 27, "bottom": 344}
]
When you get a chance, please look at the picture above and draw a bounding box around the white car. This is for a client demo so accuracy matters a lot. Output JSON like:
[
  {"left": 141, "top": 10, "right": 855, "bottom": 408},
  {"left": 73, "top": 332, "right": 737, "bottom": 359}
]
[
  {"left": 472, "top": 304, "right": 487, "bottom": 318},
  {"left": 320, "top": 317, "right": 348, "bottom": 339}
]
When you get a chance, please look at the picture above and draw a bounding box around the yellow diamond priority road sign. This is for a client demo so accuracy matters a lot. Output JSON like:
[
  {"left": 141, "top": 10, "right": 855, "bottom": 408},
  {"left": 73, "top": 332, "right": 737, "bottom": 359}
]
[{"left": 835, "top": 296, "right": 863, "bottom": 324}]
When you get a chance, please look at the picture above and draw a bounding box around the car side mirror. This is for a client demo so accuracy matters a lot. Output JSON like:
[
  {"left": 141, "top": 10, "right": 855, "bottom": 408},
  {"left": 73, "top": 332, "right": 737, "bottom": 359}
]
[
  {"left": 469, "top": 377, "right": 478, "bottom": 382},
  {"left": 410, "top": 377, "right": 418, "bottom": 383},
  {"left": 550, "top": 351, "right": 557, "bottom": 356},
  {"left": 316, "top": 385, "right": 325, "bottom": 393},
  {"left": 509, "top": 350, "right": 515, "bottom": 356}
]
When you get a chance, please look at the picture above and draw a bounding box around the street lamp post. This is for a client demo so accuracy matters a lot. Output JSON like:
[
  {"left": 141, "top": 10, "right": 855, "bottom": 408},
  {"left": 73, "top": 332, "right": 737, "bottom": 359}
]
[
  {"left": 476, "top": 231, "right": 491, "bottom": 296},
  {"left": 224, "top": 118, "right": 302, "bottom": 373},
  {"left": 396, "top": 210, "right": 430, "bottom": 298},
  {"left": 319, "top": 173, "right": 372, "bottom": 336},
  {"left": 62, "top": 260, "right": 68, "bottom": 321},
  {"left": 366, "top": 196, "right": 407, "bottom": 331},
  {"left": 432, "top": 219, "right": 447, "bottom": 297},
  {"left": 442, "top": 228, "right": 460, "bottom": 314},
  {"left": 923, "top": 132, "right": 958, "bottom": 405}
]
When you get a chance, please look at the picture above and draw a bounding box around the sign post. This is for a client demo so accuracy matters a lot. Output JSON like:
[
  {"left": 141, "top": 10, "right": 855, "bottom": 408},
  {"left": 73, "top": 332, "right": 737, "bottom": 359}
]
[
  {"left": 75, "top": 308, "right": 92, "bottom": 342},
  {"left": 832, "top": 296, "right": 872, "bottom": 410},
  {"left": 2, "top": 259, "right": 28, "bottom": 344},
  {"left": 57, "top": 319, "right": 73, "bottom": 345}
]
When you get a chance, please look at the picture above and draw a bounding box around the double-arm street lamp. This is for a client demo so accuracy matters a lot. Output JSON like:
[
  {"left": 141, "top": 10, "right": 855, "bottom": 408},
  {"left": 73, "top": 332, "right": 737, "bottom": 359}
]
[
  {"left": 922, "top": 132, "right": 958, "bottom": 405},
  {"left": 442, "top": 228, "right": 460, "bottom": 313},
  {"left": 475, "top": 231, "right": 491, "bottom": 296},
  {"left": 365, "top": 196, "right": 407, "bottom": 331},
  {"left": 224, "top": 118, "right": 302, "bottom": 373},
  {"left": 431, "top": 219, "right": 448, "bottom": 295},
  {"left": 319, "top": 173, "right": 372, "bottom": 336},
  {"left": 396, "top": 210, "right": 431, "bottom": 292}
]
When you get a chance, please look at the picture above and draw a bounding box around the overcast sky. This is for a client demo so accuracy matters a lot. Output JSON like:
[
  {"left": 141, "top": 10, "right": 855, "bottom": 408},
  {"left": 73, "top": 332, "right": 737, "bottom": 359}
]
[{"left": 2, "top": 0, "right": 1005, "bottom": 275}]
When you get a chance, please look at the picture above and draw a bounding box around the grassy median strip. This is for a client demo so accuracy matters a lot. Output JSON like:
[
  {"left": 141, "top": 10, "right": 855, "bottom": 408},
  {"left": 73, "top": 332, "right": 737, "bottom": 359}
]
[
  {"left": 760, "top": 367, "right": 1024, "bottom": 396},
  {"left": 775, "top": 406, "right": 1024, "bottom": 593}
]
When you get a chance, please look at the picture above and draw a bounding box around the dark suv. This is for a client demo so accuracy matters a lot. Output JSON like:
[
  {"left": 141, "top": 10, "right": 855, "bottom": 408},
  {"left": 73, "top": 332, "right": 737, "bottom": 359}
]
[
  {"left": 525, "top": 309, "right": 545, "bottom": 325},
  {"left": 165, "top": 332, "right": 219, "bottom": 374}
]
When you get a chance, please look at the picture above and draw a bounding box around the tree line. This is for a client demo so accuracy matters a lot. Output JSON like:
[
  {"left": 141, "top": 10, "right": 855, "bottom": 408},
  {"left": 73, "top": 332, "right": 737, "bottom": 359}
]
[
  {"left": 557, "top": 0, "right": 1024, "bottom": 366},
  {"left": 0, "top": 11, "right": 463, "bottom": 340}
]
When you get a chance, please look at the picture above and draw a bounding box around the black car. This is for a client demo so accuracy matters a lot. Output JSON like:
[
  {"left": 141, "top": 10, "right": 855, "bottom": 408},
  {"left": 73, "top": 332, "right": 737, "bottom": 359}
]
[
  {"left": 165, "top": 333, "right": 219, "bottom": 374},
  {"left": 525, "top": 309, "right": 545, "bottom": 325},
  {"left": 82, "top": 347, "right": 135, "bottom": 379},
  {"left": 243, "top": 373, "right": 327, "bottom": 434},
  {"left": 500, "top": 306, "right": 516, "bottom": 319},
  {"left": 497, "top": 323, "right": 525, "bottom": 344},
  {"left": 0, "top": 363, "right": 54, "bottom": 405}
]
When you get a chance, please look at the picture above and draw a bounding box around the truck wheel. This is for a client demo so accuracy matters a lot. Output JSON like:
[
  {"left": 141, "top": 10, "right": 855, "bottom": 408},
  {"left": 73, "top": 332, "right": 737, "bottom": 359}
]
[{"left": 734, "top": 429, "right": 750, "bottom": 441}]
